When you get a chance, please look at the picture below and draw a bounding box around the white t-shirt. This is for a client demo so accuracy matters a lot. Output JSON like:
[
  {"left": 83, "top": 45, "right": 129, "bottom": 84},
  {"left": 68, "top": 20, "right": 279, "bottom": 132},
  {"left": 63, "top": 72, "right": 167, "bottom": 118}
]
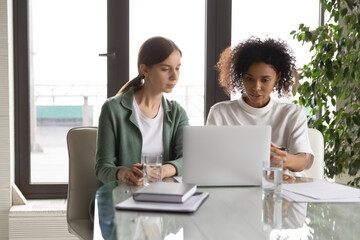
[
  {"left": 206, "top": 96, "right": 314, "bottom": 172},
  {"left": 133, "top": 98, "right": 164, "bottom": 157}
]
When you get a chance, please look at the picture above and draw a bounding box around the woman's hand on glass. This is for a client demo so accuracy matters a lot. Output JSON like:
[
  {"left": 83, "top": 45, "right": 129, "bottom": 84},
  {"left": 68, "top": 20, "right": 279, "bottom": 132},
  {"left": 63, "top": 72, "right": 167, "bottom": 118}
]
[
  {"left": 117, "top": 163, "right": 143, "bottom": 186},
  {"left": 145, "top": 165, "right": 162, "bottom": 183}
]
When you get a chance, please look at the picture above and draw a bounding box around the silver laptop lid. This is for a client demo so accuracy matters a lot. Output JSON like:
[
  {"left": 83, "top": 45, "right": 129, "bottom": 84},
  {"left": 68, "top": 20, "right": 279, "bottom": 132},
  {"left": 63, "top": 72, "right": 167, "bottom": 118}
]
[{"left": 182, "top": 125, "right": 271, "bottom": 186}]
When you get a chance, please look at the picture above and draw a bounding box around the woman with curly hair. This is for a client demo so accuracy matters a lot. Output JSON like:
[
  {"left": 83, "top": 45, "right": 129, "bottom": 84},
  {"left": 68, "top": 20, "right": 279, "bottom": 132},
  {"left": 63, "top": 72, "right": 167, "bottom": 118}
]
[{"left": 206, "top": 37, "right": 314, "bottom": 176}]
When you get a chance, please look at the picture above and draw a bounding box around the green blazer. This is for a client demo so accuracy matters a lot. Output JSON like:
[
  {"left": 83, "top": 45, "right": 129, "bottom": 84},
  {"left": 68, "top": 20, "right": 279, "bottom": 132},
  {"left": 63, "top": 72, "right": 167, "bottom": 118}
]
[{"left": 95, "top": 88, "right": 189, "bottom": 184}]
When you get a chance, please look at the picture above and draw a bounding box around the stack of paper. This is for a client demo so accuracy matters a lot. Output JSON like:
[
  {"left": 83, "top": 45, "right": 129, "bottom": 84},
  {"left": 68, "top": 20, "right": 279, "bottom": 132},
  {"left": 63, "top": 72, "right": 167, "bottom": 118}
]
[
  {"left": 282, "top": 181, "right": 360, "bottom": 202},
  {"left": 133, "top": 182, "right": 197, "bottom": 203},
  {"left": 116, "top": 182, "right": 209, "bottom": 213},
  {"left": 116, "top": 192, "right": 209, "bottom": 213}
]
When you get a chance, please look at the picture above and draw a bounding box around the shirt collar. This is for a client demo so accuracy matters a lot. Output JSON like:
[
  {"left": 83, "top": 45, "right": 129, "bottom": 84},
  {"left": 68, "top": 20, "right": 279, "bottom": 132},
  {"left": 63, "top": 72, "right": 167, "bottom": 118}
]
[
  {"left": 238, "top": 94, "right": 274, "bottom": 114},
  {"left": 120, "top": 88, "right": 172, "bottom": 122}
]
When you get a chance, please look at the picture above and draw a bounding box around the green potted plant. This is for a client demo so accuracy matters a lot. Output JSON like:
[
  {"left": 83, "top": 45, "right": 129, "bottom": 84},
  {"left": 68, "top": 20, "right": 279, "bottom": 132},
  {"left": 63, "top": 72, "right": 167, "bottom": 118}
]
[{"left": 291, "top": 0, "right": 360, "bottom": 186}]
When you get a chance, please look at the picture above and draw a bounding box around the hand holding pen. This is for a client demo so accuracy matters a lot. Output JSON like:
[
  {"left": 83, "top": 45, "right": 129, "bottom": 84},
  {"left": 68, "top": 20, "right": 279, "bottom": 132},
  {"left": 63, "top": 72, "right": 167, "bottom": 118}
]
[
  {"left": 270, "top": 142, "right": 295, "bottom": 182},
  {"left": 270, "top": 142, "right": 287, "bottom": 165}
]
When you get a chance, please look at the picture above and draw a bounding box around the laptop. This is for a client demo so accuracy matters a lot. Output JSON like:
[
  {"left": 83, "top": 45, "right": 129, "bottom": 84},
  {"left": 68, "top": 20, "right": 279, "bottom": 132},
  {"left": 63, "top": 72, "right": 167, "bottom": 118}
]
[{"left": 182, "top": 125, "right": 271, "bottom": 187}]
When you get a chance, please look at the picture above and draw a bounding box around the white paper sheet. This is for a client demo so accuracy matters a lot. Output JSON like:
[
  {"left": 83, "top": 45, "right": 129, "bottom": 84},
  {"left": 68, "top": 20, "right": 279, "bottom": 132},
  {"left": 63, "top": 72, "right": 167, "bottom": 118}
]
[
  {"left": 282, "top": 189, "right": 360, "bottom": 202},
  {"left": 282, "top": 181, "right": 360, "bottom": 202}
]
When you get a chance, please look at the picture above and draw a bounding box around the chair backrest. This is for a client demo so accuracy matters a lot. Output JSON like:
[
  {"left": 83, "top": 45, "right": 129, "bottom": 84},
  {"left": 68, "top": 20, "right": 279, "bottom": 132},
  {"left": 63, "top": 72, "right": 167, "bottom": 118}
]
[
  {"left": 305, "top": 128, "right": 324, "bottom": 180},
  {"left": 66, "top": 126, "right": 98, "bottom": 237}
]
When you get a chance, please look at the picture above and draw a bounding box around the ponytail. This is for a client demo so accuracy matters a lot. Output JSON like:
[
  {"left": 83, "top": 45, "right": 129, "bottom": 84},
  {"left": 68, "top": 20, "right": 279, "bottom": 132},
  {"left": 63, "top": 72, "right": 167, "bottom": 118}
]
[{"left": 117, "top": 74, "right": 144, "bottom": 95}]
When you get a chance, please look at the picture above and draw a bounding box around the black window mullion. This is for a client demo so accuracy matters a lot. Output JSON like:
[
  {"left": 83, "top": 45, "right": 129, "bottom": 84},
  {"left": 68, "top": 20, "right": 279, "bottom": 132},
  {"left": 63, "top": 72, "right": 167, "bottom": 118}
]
[
  {"left": 107, "top": 0, "right": 129, "bottom": 97},
  {"left": 14, "top": 0, "right": 30, "bottom": 197},
  {"left": 204, "top": 0, "right": 231, "bottom": 122}
]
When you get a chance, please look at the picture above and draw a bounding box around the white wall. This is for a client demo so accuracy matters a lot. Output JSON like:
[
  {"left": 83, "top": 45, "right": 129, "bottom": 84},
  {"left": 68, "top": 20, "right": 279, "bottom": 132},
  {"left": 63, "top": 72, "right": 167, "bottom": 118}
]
[{"left": 0, "top": 0, "right": 13, "bottom": 239}]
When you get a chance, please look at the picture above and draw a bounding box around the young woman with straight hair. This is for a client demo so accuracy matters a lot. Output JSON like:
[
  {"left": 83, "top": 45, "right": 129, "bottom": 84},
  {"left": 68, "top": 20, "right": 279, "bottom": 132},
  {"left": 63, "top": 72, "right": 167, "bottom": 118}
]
[{"left": 95, "top": 36, "right": 189, "bottom": 187}]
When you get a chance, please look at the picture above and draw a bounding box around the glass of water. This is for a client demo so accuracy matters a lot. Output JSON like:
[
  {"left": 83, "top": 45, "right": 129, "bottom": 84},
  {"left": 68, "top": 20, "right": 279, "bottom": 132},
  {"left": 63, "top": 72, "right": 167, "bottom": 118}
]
[
  {"left": 141, "top": 155, "right": 162, "bottom": 186},
  {"left": 262, "top": 160, "right": 283, "bottom": 195}
]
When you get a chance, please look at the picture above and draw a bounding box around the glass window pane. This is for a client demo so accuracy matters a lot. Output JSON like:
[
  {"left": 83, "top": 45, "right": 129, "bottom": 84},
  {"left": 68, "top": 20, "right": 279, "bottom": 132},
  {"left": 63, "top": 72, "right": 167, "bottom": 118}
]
[
  {"left": 29, "top": 0, "right": 107, "bottom": 184},
  {"left": 130, "top": 0, "right": 205, "bottom": 125},
  {"left": 231, "top": 0, "right": 319, "bottom": 100}
]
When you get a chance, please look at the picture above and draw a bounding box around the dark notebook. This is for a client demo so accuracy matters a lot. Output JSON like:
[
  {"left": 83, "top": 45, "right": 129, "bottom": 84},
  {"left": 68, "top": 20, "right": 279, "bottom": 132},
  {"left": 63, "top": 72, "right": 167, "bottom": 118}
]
[{"left": 133, "top": 182, "right": 197, "bottom": 203}]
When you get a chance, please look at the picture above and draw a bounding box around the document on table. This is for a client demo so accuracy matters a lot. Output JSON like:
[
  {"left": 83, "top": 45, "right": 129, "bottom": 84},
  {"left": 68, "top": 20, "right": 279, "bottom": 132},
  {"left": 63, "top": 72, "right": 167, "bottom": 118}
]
[
  {"left": 282, "top": 180, "right": 360, "bottom": 202},
  {"left": 116, "top": 192, "right": 209, "bottom": 213}
]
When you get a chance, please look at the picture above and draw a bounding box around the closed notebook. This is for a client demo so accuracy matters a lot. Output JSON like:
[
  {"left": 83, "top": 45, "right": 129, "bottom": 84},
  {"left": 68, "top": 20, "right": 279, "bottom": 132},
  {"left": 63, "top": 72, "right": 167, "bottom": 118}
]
[
  {"left": 133, "top": 182, "right": 197, "bottom": 203},
  {"left": 117, "top": 192, "right": 209, "bottom": 213}
]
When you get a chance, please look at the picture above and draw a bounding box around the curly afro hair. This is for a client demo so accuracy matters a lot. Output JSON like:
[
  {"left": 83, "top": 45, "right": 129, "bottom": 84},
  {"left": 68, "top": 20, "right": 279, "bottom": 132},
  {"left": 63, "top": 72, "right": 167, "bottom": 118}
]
[{"left": 217, "top": 37, "right": 296, "bottom": 97}]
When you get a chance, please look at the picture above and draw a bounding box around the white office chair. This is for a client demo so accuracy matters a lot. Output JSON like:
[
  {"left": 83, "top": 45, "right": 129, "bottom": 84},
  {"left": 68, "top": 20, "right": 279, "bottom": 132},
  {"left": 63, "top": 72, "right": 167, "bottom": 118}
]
[
  {"left": 305, "top": 128, "right": 324, "bottom": 180},
  {"left": 66, "top": 126, "right": 98, "bottom": 240}
]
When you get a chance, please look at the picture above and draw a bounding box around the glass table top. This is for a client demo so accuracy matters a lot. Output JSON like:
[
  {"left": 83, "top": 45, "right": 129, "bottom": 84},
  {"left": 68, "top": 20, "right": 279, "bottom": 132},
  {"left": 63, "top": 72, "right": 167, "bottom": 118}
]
[{"left": 94, "top": 178, "right": 360, "bottom": 240}]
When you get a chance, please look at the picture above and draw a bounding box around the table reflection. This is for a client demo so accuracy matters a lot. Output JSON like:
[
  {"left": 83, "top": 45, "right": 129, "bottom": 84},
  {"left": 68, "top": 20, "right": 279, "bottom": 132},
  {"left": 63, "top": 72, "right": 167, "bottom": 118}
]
[
  {"left": 95, "top": 179, "right": 360, "bottom": 240},
  {"left": 116, "top": 215, "right": 183, "bottom": 240},
  {"left": 96, "top": 181, "right": 184, "bottom": 240},
  {"left": 96, "top": 181, "right": 117, "bottom": 240},
  {"left": 262, "top": 191, "right": 309, "bottom": 239}
]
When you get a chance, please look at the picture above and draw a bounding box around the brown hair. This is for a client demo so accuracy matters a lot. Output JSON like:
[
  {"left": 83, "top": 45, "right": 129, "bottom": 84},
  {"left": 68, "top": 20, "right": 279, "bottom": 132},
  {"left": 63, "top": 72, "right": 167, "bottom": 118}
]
[{"left": 118, "top": 36, "right": 182, "bottom": 94}]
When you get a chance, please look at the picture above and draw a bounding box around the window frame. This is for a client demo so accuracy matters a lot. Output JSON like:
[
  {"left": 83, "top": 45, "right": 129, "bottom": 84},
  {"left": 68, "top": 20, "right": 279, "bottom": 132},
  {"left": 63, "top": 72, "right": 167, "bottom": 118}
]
[
  {"left": 14, "top": 0, "right": 68, "bottom": 198},
  {"left": 14, "top": 0, "right": 231, "bottom": 199}
]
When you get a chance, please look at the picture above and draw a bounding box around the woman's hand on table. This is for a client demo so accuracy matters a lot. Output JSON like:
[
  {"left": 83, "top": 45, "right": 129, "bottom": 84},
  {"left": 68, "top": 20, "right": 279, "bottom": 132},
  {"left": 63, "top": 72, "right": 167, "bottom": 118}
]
[
  {"left": 266, "top": 171, "right": 295, "bottom": 182},
  {"left": 283, "top": 173, "right": 296, "bottom": 182}
]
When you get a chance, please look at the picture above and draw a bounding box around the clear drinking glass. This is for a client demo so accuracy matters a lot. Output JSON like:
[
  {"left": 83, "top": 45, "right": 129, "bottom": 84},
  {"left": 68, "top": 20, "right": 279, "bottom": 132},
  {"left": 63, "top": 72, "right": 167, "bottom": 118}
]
[
  {"left": 262, "top": 160, "right": 283, "bottom": 195},
  {"left": 141, "top": 155, "right": 162, "bottom": 186}
]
